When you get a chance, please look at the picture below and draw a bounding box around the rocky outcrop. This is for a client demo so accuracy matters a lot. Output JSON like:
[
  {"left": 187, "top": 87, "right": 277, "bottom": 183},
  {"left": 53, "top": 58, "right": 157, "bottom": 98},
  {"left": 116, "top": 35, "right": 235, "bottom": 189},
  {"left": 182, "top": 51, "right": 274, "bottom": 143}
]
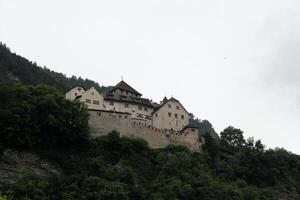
[{"left": 0, "top": 149, "right": 61, "bottom": 186}]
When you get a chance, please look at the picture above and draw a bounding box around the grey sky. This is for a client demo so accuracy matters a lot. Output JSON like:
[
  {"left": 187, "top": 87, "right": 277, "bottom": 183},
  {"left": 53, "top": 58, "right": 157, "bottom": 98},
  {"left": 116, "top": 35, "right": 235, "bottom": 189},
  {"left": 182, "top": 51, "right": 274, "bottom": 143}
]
[{"left": 1, "top": 0, "right": 300, "bottom": 154}]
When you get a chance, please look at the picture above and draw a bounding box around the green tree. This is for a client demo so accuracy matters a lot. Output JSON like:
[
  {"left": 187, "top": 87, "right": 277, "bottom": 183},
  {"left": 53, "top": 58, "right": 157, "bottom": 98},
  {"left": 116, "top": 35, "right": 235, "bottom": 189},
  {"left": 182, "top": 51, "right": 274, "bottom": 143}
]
[
  {"left": 220, "top": 126, "right": 245, "bottom": 152},
  {"left": 0, "top": 84, "right": 89, "bottom": 150}
]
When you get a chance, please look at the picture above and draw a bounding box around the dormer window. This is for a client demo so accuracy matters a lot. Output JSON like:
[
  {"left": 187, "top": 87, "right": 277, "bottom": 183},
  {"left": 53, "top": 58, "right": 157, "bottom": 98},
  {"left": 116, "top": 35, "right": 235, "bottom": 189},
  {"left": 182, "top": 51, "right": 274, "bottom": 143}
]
[
  {"left": 168, "top": 104, "right": 172, "bottom": 108},
  {"left": 176, "top": 106, "right": 180, "bottom": 110}
]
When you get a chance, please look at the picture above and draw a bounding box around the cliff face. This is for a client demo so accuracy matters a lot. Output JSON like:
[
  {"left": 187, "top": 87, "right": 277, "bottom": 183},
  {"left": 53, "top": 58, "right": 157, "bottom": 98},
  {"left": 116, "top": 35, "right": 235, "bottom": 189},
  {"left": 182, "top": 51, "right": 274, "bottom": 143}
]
[{"left": 0, "top": 149, "right": 61, "bottom": 186}]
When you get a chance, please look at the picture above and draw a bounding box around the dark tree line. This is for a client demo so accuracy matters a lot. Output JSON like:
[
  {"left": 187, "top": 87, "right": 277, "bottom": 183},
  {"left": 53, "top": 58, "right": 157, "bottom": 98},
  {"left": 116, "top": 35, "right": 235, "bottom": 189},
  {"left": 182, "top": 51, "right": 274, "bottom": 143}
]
[
  {"left": 0, "top": 84, "right": 90, "bottom": 150},
  {"left": 0, "top": 42, "right": 110, "bottom": 94}
]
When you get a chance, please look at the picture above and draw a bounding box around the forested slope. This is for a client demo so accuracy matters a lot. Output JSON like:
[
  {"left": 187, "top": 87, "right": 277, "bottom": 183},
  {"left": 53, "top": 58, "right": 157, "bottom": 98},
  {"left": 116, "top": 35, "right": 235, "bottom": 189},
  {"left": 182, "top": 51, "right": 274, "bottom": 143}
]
[
  {"left": 0, "top": 43, "right": 299, "bottom": 200},
  {"left": 0, "top": 43, "right": 109, "bottom": 93}
]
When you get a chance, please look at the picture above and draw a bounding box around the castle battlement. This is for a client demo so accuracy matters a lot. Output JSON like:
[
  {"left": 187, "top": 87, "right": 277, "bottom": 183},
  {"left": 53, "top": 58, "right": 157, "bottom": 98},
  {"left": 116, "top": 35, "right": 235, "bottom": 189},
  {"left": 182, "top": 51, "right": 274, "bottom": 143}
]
[{"left": 88, "top": 109, "right": 203, "bottom": 152}]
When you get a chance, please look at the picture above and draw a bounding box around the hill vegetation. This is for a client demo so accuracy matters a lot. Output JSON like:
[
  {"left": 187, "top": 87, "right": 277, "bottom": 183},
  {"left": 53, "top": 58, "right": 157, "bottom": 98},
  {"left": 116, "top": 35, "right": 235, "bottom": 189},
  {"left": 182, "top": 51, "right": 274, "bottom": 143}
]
[
  {"left": 0, "top": 42, "right": 110, "bottom": 94},
  {"left": 0, "top": 43, "right": 299, "bottom": 199}
]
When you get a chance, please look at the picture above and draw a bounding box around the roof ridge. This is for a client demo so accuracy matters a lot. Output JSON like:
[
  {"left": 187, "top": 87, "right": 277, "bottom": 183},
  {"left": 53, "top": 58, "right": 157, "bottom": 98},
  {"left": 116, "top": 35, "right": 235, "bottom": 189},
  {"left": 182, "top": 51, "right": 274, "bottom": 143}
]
[{"left": 112, "top": 80, "right": 142, "bottom": 95}]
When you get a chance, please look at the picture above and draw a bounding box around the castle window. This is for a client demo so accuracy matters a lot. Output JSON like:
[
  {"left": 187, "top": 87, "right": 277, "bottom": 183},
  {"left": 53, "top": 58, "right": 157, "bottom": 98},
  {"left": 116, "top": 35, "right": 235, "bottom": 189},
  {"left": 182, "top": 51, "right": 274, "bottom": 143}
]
[
  {"left": 181, "top": 115, "right": 184, "bottom": 119},
  {"left": 85, "top": 99, "right": 91, "bottom": 103},
  {"left": 78, "top": 88, "right": 82, "bottom": 91},
  {"left": 109, "top": 101, "right": 114, "bottom": 106},
  {"left": 132, "top": 110, "right": 135, "bottom": 112},
  {"left": 125, "top": 104, "right": 129, "bottom": 108},
  {"left": 168, "top": 104, "right": 172, "bottom": 108},
  {"left": 137, "top": 113, "right": 143, "bottom": 118},
  {"left": 155, "top": 113, "right": 158, "bottom": 117},
  {"left": 92, "top": 92, "right": 94, "bottom": 95},
  {"left": 168, "top": 112, "right": 172, "bottom": 117},
  {"left": 175, "top": 114, "right": 178, "bottom": 118},
  {"left": 138, "top": 106, "right": 142, "bottom": 110},
  {"left": 144, "top": 107, "right": 148, "bottom": 111},
  {"left": 93, "top": 100, "right": 100, "bottom": 105},
  {"left": 75, "top": 93, "right": 77, "bottom": 96},
  {"left": 176, "top": 106, "right": 180, "bottom": 110},
  {"left": 145, "top": 115, "right": 152, "bottom": 120},
  {"left": 191, "top": 129, "right": 195, "bottom": 132}
]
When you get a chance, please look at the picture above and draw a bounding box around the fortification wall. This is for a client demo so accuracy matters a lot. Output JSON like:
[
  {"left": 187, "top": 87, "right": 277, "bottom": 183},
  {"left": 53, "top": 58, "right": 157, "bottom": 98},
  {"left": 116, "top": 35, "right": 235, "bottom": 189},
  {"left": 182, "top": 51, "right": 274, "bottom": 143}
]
[{"left": 88, "top": 110, "right": 202, "bottom": 152}]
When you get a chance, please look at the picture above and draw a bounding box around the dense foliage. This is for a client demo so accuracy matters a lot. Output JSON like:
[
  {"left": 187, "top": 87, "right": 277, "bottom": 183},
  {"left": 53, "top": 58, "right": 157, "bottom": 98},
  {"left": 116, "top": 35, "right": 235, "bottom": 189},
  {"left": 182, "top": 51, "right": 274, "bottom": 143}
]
[
  {"left": 0, "top": 42, "right": 110, "bottom": 94},
  {"left": 0, "top": 84, "right": 89, "bottom": 150},
  {"left": 217, "top": 127, "right": 300, "bottom": 199},
  {"left": 0, "top": 132, "right": 284, "bottom": 200}
]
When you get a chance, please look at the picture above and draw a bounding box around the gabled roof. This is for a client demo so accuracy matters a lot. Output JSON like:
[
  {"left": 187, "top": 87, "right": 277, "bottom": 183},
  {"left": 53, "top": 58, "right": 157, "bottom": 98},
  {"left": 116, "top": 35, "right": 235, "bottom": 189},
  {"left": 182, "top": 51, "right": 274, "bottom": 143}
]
[
  {"left": 64, "top": 85, "right": 86, "bottom": 94},
  {"left": 153, "top": 97, "right": 188, "bottom": 114},
  {"left": 109, "top": 80, "right": 142, "bottom": 96}
]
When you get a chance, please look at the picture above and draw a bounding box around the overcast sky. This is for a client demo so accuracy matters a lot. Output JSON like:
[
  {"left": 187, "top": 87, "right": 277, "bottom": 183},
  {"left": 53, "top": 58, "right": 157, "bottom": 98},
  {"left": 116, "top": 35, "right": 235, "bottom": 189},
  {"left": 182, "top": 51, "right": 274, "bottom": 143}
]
[{"left": 1, "top": 0, "right": 300, "bottom": 154}]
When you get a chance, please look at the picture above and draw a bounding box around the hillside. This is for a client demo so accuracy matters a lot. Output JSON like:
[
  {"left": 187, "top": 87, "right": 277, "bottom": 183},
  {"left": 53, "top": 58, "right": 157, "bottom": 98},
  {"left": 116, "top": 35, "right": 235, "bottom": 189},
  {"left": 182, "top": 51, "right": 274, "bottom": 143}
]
[
  {"left": 0, "top": 42, "right": 110, "bottom": 94},
  {"left": 0, "top": 43, "right": 299, "bottom": 200}
]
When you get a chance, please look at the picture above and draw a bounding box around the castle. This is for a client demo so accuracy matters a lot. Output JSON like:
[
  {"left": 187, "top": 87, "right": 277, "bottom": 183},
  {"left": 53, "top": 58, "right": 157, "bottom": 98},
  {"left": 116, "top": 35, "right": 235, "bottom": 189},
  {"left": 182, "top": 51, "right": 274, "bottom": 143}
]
[{"left": 65, "top": 80, "right": 204, "bottom": 152}]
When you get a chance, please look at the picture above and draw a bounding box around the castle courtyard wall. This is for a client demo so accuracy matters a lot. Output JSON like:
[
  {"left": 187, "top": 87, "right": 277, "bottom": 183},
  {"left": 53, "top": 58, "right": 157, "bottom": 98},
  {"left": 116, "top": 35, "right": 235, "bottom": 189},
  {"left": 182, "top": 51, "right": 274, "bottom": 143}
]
[{"left": 88, "top": 110, "right": 202, "bottom": 152}]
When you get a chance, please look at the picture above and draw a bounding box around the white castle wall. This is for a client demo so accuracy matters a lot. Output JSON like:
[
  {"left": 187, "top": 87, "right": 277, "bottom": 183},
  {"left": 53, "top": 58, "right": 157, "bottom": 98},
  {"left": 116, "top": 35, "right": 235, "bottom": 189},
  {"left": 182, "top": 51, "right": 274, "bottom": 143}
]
[{"left": 88, "top": 110, "right": 203, "bottom": 152}]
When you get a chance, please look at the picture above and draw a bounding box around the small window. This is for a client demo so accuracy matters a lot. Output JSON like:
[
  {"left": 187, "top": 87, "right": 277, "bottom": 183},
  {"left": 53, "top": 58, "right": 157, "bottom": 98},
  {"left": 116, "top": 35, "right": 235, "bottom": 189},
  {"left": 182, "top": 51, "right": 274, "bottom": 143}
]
[
  {"left": 109, "top": 101, "right": 114, "bottom": 106},
  {"left": 78, "top": 88, "right": 82, "bottom": 91},
  {"left": 138, "top": 106, "right": 142, "bottom": 110},
  {"left": 85, "top": 99, "right": 91, "bottom": 103},
  {"left": 75, "top": 93, "right": 77, "bottom": 96},
  {"left": 132, "top": 110, "right": 135, "bottom": 113},
  {"left": 93, "top": 100, "right": 100, "bottom": 105},
  {"left": 176, "top": 106, "right": 180, "bottom": 110},
  {"left": 137, "top": 113, "right": 143, "bottom": 118},
  {"left": 168, "top": 112, "right": 172, "bottom": 117},
  {"left": 175, "top": 114, "right": 178, "bottom": 118},
  {"left": 181, "top": 115, "right": 184, "bottom": 119},
  {"left": 156, "top": 113, "right": 158, "bottom": 117},
  {"left": 191, "top": 129, "right": 195, "bottom": 132},
  {"left": 125, "top": 104, "right": 129, "bottom": 108},
  {"left": 168, "top": 104, "right": 172, "bottom": 108},
  {"left": 92, "top": 92, "right": 94, "bottom": 95},
  {"left": 144, "top": 107, "right": 148, "bottom": 111}
]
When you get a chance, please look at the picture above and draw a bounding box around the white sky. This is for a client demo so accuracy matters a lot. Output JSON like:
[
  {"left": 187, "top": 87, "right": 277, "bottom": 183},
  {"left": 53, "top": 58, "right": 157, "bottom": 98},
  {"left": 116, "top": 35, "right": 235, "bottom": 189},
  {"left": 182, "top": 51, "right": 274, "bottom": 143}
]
[{"left": 1, "top": 0, "right": 300, "bottom": 154}]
